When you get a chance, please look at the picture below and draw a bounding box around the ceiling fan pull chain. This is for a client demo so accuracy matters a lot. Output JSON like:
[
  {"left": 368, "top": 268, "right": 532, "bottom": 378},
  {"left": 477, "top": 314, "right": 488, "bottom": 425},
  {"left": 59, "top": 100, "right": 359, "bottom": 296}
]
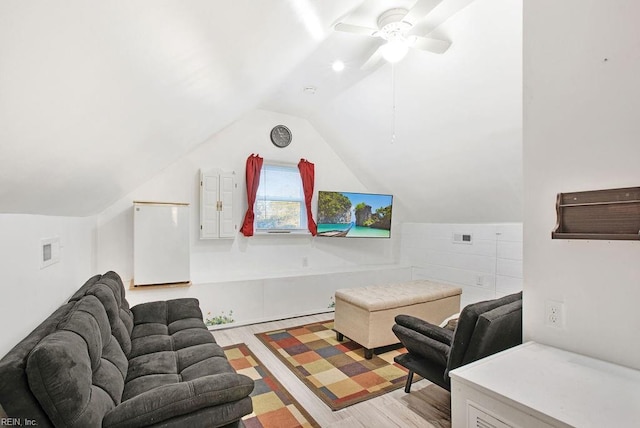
[{"left": 391, "top": 63, "right": 396, "bottom": 144}]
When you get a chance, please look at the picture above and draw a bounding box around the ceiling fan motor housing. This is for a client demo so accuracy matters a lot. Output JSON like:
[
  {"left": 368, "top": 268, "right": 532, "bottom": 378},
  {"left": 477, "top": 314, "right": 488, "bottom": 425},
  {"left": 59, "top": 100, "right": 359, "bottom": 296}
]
[{"left": 377, "top": 8, "right": 412, "bottom": 41}]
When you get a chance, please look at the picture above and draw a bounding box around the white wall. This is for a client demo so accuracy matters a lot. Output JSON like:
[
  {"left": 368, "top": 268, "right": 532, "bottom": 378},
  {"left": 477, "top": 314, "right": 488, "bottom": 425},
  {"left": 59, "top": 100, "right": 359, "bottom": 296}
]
[
  {"left": 97, "top": 109, "right": 401, "bottom": 286},
  {"left": 125, "top": 265, "right": 412, "bottom": 328},
  {"left": 523, "top": 0, "right": 640, "bottom": 369},
  {"left": 0, "top": 214, "right": 95, "bottom": 357},
  {"left": 401, "top": 223, "right": 522, "bottom": 308}
]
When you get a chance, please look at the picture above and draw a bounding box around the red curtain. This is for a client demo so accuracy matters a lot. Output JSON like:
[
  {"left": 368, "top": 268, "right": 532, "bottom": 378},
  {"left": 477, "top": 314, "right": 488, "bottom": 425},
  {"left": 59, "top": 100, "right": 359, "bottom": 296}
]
[
  {"left": 240, "top": 154, "right": 264, "bottom": 236},
  {"left": 298, "top": 158, "right": 318, "bottom": 236}
]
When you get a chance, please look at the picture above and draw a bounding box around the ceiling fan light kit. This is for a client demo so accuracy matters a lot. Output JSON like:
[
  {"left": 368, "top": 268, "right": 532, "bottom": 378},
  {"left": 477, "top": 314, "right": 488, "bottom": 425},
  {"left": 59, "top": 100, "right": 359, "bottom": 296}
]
[{"left": 381, "top": 39, "right": 409, "bottom": 63}]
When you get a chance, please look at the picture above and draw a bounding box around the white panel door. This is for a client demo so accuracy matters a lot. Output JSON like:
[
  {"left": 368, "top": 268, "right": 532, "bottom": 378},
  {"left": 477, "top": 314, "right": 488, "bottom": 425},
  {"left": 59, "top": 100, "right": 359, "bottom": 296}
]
[
  {"left": 134, "top": 202, "right": 190, "bottom": 285},
  {"left": 220, "top": 172, "right": 235, "bottom": 237},
  {"left": 200, "top": 172, "right": 220, "bottom": 239}
]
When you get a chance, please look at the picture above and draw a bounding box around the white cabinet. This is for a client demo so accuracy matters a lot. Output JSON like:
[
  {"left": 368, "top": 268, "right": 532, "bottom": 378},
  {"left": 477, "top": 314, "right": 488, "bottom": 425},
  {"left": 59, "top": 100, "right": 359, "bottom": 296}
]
[
  {"left": 450, "top": 342, "right": 640, "bottom": 428},
  {"left": 133, "top": 202, "right": 190, "bottom": 286},
  {"left": 200, "top": 169, "right": 237, "bottom": 239}
]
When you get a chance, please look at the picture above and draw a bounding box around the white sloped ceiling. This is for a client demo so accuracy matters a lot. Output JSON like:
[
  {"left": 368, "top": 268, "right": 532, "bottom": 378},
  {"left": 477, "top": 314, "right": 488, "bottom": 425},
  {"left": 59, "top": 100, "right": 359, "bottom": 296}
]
[
  {"left": 0, "top": 0, "right": 362, "bottom": 215},
  {"left": 0, "top": 0, "right": 522, "bottom": 222}
]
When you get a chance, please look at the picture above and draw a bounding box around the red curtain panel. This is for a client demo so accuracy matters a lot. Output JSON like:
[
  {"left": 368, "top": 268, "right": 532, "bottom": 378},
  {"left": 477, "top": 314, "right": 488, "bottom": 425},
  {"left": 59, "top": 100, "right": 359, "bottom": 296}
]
[
  {"left": 240, "top": 154, "right": 264, "bottom": 236},
  {"left": 298, "top": 159, "right": 318, "bottom": 236}
]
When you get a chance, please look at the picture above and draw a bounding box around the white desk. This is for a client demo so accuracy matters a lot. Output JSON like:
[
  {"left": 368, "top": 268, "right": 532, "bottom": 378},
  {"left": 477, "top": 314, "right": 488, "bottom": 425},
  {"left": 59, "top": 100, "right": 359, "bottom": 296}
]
[{"left": 450, "top": 341, "right": 640, "bottom": 427}]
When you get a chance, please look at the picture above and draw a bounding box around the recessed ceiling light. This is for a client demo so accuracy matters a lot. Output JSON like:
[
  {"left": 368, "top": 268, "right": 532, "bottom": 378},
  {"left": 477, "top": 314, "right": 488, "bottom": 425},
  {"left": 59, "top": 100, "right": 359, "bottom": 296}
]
[{"left": 332, "top": 60, "right": 345, "bottom": 72}]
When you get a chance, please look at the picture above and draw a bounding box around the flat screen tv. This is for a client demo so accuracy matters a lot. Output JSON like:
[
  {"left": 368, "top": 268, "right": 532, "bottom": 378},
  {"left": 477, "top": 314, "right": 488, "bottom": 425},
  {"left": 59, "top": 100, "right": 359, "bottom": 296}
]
[{"left": 317, "top": 191, "right": 393, "bottom": 238}]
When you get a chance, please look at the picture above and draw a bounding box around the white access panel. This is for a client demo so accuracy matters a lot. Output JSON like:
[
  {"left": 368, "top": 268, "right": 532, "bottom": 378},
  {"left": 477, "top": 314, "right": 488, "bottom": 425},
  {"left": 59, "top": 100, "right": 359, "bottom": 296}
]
[{"left": 134, "top": 202, "right": 190, "bottom": 286}]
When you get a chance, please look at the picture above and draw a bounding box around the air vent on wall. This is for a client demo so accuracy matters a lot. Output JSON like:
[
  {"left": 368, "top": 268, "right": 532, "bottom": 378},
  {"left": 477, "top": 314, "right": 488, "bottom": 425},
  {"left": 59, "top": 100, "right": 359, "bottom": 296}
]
[
  {"left": 452, "top": 233, "right": 473, "bottom": 244},
  {"left": 40, "top": 237, "right": 60, "bottom": 269}
]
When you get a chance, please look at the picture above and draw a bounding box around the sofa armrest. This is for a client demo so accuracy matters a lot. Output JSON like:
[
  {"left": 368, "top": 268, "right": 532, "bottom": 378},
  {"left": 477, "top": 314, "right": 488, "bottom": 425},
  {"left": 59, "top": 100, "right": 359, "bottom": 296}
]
[
  {"left": 103, "top": 373, "right": 254, "bottom": 428},
  {"left": 394, "top": 314, "right": 454, "bottom": 345}
]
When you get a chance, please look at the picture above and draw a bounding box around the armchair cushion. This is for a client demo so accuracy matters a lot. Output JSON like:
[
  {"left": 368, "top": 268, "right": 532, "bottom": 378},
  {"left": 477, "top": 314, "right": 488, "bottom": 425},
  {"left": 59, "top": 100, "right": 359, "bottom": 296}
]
[
  {"left": 446, "top": 292, "right": 522, "bottom": 373},
  {"left": 462, "top": 299, "right": 523, "bottom": 365}
]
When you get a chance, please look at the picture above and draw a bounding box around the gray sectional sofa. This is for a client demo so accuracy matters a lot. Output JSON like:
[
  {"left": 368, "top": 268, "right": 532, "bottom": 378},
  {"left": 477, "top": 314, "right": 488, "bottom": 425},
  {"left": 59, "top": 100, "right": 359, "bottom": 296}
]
[{"left": 0, "top": 271, "right": 254, "bottom": 427}]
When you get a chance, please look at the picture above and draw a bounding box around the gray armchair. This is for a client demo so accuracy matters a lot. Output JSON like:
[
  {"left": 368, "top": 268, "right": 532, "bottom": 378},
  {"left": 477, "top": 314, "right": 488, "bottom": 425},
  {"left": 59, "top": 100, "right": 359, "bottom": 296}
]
[{"left": 392, "top": 291, "right": 522, "bottom": 392}]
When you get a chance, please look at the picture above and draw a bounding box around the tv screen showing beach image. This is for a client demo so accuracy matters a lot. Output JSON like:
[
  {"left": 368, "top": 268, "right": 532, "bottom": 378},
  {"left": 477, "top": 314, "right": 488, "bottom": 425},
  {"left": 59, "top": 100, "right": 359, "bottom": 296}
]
[{"left": 316, "top": 191, "right": 393, "bottom": 238}]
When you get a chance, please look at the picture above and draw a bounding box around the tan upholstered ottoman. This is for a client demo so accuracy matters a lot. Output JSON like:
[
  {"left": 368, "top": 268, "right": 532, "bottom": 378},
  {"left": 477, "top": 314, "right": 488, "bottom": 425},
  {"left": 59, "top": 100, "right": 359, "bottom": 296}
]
[{"left": 334, "top": 280, "right": 462, "bottom": 359}]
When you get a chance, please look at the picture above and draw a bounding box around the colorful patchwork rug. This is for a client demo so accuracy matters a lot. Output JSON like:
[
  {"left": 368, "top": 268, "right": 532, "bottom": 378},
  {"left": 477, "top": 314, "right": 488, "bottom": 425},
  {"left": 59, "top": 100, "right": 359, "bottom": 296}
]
[
  {"left": 223, "top": 343, "right": 320, "bottom": 428},
  {"left": 255, "top": 320, "right": 414, "bottom": 411}
]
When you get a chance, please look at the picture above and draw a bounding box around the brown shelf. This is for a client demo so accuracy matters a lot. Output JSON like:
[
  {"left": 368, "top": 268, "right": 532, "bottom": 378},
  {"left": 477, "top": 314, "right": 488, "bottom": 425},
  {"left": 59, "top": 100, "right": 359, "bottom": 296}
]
[
  {"left": 552, "top": 186, "right": 640, "bottom": 240},
  {"left": 551, "top": 232, "right": 640, "bottom": 241}
]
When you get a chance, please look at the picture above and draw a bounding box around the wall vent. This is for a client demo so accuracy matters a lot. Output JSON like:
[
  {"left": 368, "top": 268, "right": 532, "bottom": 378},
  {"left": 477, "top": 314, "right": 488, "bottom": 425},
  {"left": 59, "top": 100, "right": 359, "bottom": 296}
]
[
  {"left": 468, "top": 403, "right": 513, "bottom": 428},
  {"left": 453, "top": 233, "right": 473, "bottom": 244},
  {"left": 40, "top": 237, "right": 60, "bottom": 269}
]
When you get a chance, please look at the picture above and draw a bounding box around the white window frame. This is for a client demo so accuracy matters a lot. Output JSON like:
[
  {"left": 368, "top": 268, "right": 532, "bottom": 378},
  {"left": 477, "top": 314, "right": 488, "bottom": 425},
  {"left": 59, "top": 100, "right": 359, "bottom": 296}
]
[{"left": 254, "top": 162, "right": 310, "bottom": 235}]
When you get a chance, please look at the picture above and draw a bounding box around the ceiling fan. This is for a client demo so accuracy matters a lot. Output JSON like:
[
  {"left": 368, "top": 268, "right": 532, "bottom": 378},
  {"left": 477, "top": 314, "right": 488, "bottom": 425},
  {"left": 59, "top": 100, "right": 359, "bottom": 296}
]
[{"left": 334, "top": 0, "right": 451, "bottom": 69}]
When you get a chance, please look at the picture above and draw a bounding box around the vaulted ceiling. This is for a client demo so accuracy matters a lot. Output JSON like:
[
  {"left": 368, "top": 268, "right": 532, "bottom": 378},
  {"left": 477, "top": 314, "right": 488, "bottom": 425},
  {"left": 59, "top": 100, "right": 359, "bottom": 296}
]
[{"left": 0, "top": 0, "right": 522, "bottom": 222}]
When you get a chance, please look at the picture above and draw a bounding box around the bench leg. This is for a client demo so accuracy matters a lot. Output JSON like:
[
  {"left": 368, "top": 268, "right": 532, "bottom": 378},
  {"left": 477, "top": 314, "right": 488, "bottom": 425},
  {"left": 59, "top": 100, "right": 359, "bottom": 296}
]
[
  {"left": 336, "top": 332, "right": 344, "bottom": 341},
  {"left": 404, "top": 370, "right": 414, "bottom": 393},
  {"left": 364, "top": 348, "right": 373, "bottom": 359}
]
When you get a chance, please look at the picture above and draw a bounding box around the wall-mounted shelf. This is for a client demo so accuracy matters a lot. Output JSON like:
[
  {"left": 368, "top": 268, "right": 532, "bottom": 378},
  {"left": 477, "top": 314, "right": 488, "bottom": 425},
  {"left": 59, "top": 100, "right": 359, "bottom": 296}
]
[{"left": 552, "top": 186, "right": 640, "bottom": 240}]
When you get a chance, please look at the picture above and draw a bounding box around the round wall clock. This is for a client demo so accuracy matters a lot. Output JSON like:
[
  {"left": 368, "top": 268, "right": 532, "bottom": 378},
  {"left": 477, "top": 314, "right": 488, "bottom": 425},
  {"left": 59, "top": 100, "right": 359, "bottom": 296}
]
[{"left": 270, "top": 125, "right": 292, "bottom": 148}]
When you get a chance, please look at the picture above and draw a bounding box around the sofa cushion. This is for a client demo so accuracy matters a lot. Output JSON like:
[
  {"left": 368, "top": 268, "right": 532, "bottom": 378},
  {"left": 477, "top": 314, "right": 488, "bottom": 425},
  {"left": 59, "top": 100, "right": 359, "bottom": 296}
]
[
  {"left": 131, "top": 298, "right": 206, "bottom": 326},
  {"left": 124, "top": 333, "right": 234, "bottom": 401},
  {"left": 26, "top": 295, "right": 127, "bottom": 428},
  {"left": 0, "top": 302, "right": 75, "bottom": 426},
  {"left": 104, "top": 373, "right": 254, "bottom": 428},
  {"left": 68, "top": 272, "right": 134, "bottom": 356},
  {"left": 67, "top": 274, "right": 103, "bottom": 302},
  {"left": 129, "top": 298, "right": 216, "bottom": 359}
]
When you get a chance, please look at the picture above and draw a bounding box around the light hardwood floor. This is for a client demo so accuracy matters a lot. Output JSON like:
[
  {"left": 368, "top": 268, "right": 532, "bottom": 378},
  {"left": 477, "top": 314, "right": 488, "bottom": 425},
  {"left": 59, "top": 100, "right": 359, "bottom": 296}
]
[{"left": 213, "top": 313, "right": 451, "bottom": 428}]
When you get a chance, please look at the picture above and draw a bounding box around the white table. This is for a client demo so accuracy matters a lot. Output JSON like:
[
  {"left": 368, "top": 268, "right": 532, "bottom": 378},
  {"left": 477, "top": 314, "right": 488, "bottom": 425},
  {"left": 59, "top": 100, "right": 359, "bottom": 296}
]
[{"left": 450, "top": 341, "right": 640, "bottom": 427}]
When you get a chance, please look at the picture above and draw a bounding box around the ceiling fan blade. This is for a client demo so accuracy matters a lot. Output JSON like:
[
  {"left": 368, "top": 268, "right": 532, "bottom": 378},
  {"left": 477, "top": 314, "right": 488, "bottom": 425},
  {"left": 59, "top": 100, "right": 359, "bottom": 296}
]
[
  {"left": 334, "top": 22, "right": 378, "bottom": 37},
  {"left": 411, "top": 36, "right": 451, "bottom": 54},
  {"left": 360, "top": 45, "right": 385, "bottom": 70},
  {"left": 403, "top": 0, "right": 443, "bottom": 26},
  {"left": 408, "top": 0, "right": 476, "bottom": 37}
]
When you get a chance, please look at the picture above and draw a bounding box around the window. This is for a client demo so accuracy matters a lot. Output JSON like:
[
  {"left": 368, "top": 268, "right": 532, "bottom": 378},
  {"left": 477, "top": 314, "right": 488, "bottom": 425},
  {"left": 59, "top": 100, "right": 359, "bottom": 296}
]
[{"left": 254, "top": 164, "right": 308, "bottom": 232}]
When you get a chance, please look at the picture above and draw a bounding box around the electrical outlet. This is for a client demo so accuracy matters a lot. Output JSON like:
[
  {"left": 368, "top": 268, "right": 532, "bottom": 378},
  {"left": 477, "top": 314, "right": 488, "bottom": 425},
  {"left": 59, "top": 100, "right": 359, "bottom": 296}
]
[
  {"left": 545, "top": 300, "right": 565, "bottom": 328},
  {"left": 476, "top": 275, "right": 483, "bottom": 286}
]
